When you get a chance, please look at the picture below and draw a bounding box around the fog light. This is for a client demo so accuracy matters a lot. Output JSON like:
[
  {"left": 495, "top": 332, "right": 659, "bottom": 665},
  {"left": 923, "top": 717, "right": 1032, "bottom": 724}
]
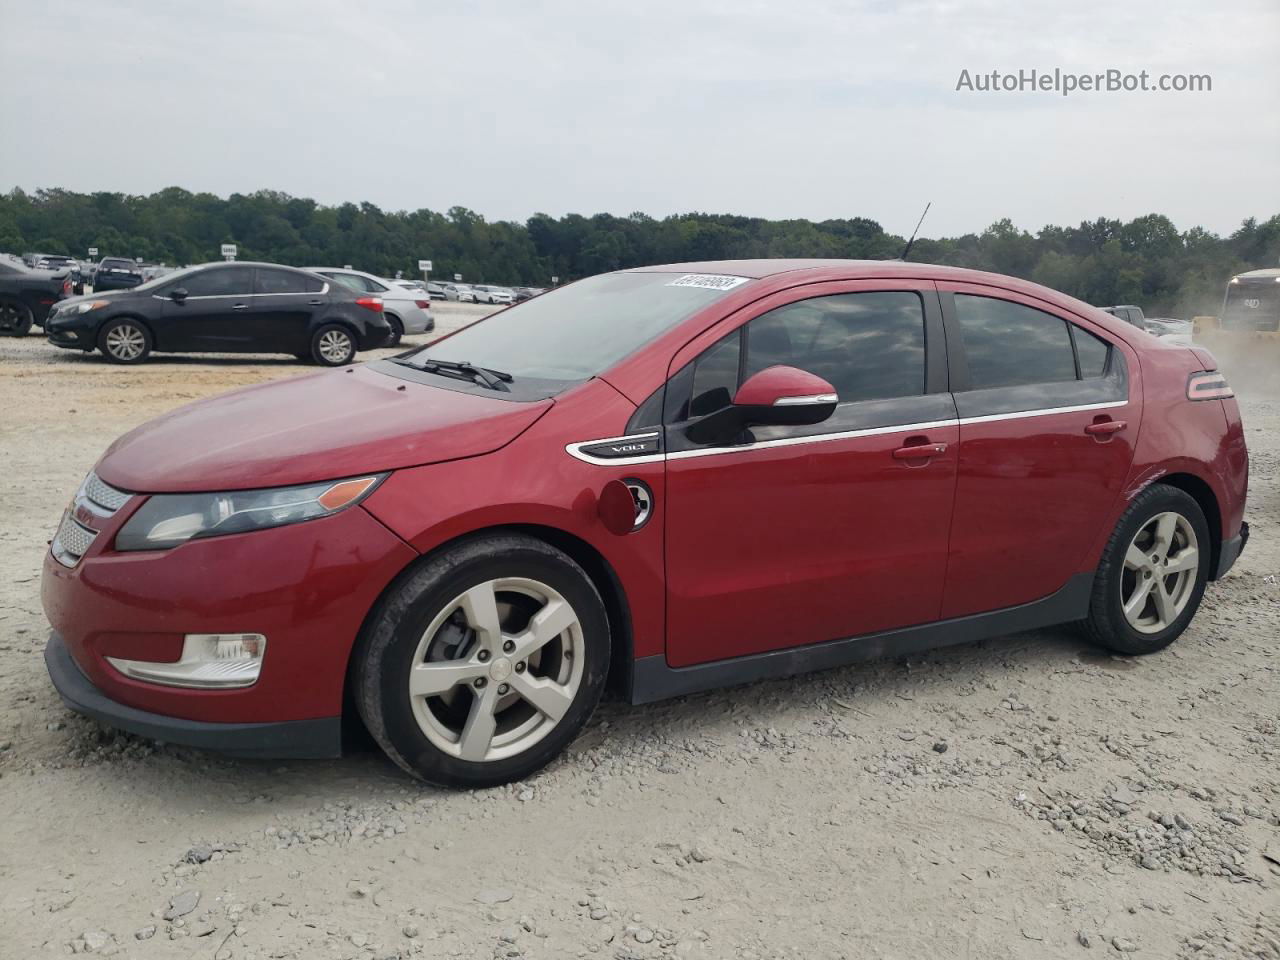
[{"left": 106, "top": 634, "right": 266, "bottom": 689}]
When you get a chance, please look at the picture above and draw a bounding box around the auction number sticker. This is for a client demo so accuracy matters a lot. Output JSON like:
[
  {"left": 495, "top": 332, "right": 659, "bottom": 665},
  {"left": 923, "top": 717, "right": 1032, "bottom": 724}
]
[{"left": 667, "top": 274, "right": 750, "bottom": 291}]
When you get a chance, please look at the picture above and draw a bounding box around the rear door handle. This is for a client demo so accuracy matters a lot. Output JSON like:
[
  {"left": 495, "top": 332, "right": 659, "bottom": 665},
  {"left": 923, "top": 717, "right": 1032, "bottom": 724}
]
[
  {"left": 892, "top": 442, "right": 948, "bottom": 460},
  {"left": 309, "top": 299, "right": 324, "bottom": 305},
  {"left": 231, "top": 303, "right": 248, "bottom": 310},
  {"left": 1085, "top": 420, "right": 1127, "bottom": 436}
]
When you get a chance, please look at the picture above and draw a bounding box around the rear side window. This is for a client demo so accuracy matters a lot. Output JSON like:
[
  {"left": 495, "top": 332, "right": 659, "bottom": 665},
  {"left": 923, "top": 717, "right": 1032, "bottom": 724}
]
[
  {"left": 745, "top": 292, "right": 927, "bottom": 402},
  {"left": 1072, "top": 326, "right": 1111, "bottom": 378},
  {"left": 255, "top": 269, "right": 320, "bottom": 294},
  {"left": 181, "top": 266, "right": 254, "bottom": 297},
  {"left": 955, "top": 296, "right": 1076, "bottom": 389}
]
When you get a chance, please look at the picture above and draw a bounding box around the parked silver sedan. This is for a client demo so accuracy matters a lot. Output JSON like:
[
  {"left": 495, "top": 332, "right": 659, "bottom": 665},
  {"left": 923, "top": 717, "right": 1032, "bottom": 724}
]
[{"left": 306, "top": 267, "right": 434, "bottom": 345}]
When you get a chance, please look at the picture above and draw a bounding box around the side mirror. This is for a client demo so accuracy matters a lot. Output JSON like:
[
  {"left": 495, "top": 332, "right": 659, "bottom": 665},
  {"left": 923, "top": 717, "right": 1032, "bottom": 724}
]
[
  {"left": 170, "top": 287, "right": 188, "bottom": 302},
  {"left": 687, "top": 365, "right": 838, "bottom": 444}
]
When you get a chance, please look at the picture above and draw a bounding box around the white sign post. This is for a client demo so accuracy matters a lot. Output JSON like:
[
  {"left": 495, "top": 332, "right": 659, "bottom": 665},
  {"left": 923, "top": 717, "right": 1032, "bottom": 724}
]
[
  {"left": 87, "top": 247, "right": 98, "bottom": 258},
  {"left": 551, "top": 276, "right": 559, "bottom": 285},
  {"left": 220, "top": 243, "right": 237, "bottom": 262},
  {"left": 453, "top": 273, "right": 462, "bottom": 282}
]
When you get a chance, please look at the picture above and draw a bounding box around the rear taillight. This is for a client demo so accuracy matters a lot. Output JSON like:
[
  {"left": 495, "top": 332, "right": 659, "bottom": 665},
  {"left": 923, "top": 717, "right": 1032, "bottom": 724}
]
[
  {"left": 355, "top": 296, "right": 384, "bottom": 312},
  {"left": 62, "top": 278, "right": 72, "bottom": 294},
  {"left": 414, "top": 300, "right": 431, "bottom": 309},
  {"left": 1187, "top": 370, "right": 1233, "bottom": 400}
]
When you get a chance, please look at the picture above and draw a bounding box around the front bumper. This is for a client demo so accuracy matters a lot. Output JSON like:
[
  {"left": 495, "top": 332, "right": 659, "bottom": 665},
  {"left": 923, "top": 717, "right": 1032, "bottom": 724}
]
[
  {"left": 45, "top": 632, "right": 341, "bottom": 758},
  {"left": 1213, "top": 521, "right": 1249, "bottom": 580}
]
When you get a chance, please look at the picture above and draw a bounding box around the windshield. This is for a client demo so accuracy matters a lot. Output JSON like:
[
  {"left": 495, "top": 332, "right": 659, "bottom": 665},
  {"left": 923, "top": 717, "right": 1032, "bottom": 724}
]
[
  {"left": 408, "top": 271, "right": 750, "bottom": 380},
  {"left": 1223, "top": 278, "right": 1280, "bottom": 331}
]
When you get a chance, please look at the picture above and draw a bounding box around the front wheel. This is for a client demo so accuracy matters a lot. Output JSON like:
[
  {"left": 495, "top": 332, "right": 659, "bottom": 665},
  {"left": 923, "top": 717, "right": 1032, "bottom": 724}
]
[
  {"left": 0, "top": 300, "right": 33, "bottom": 337},
  {"left": 352, "top": 534, "right": 610, "bottom": 788},
  {"left": 98, "top": 318, "right": 152, "bottom": 363},
  {"left": 310, "top": 323, "right": 356, "bottom": 366},
  {"left": 1082, "top": 484, "right": 1211, "bottom": 656}
]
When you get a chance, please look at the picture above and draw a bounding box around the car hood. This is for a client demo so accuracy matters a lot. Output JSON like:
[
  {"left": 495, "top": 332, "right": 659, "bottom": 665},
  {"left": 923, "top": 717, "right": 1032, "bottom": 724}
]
[
  {"left": 95, "top": 365, "right": 553, "bottom": 493},
  {"left": 57, "top": 289, "right": 138, "bottom": 308}
]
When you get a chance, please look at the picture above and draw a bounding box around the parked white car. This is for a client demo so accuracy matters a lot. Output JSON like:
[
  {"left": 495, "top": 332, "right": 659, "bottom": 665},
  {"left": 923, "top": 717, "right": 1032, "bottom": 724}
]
[
  {"left": 1144, "top": 317, "right": 1195, "bottom": 347},
  {"left": 471, "top": 284, "right": 515, "bottom": 306},
  {"left": 443, "top": 283, "right": 477, "bottom": 303},
  {"left": 306, "top": 267, "right": 434, "bottom": 345}
]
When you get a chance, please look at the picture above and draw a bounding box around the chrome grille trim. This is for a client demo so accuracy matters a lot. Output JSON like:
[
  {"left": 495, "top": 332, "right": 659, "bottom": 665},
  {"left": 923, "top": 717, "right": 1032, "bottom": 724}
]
[
  {"left": 81, "top": 472, "right": 131, "bottom": 513},
  {"left": 52, "top": 514, "right": 98, "bottom": 568}
]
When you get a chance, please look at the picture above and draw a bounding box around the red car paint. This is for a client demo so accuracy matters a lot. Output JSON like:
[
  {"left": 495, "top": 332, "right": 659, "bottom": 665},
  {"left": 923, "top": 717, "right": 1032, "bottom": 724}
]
[{"left": 41, "top": 260, "right": 1249, "bottom": 739}]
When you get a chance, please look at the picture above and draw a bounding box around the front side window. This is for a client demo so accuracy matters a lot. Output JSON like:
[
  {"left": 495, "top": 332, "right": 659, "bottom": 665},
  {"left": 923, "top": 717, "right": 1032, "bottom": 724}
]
[
  {"left": 744, "top": 292, "right": 927, "bottom": 402},
  {"left": 181, "top": 266, "right": 254, "bottom": 297},
  {"left": 955, "top": 295, "right": 1076, "bottom": 390}
]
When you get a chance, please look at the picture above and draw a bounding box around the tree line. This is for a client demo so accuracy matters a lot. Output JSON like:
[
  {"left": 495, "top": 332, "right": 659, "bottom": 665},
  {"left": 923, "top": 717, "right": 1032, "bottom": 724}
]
[{"left": 2, "top": 187, "right": 1276, "bottom": 318}]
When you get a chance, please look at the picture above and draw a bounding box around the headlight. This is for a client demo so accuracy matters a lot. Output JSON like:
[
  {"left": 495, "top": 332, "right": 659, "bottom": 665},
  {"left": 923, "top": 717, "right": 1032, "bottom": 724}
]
[
  {"left": 115, "top": 475, "right": 386, "bottom": 551},
  {"left": 66, "top": 300, "right": 110, "bottom": 315}
]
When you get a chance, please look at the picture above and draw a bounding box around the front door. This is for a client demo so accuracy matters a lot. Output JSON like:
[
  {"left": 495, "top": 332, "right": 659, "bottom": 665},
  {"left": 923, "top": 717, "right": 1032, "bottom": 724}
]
[
  {"left": 937, "top": 284, "right": 1143, "bottom": 618},
  {"left": 663, "top": 281, "right": 959, "bottom": 667},
  {"left": 160, "top": 264, "right": 256, "bottom": 352}
]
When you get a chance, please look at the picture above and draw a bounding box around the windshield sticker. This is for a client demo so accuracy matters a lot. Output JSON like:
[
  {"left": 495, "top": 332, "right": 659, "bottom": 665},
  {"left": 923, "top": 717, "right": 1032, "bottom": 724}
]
[{"left": 666, "top": 274, "right": 750, "bottom": 291}]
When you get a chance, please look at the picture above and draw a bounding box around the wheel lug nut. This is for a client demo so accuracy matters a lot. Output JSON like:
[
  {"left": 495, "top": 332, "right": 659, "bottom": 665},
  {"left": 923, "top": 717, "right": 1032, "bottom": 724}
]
[
  {"left": 502, "top": 640, "right": 515, "bottom": 653},
  {"left": 477, "top": 650, "right": 490, "bottom": 662},
  {"left": 514, "top": 661, "right": 526, "bottom": 673},
  {"left": 474, "top": 678, "right": 486, "bottom": 688},
  {"left": 497, "top": 683, "right": 509, "bottom": 695}
]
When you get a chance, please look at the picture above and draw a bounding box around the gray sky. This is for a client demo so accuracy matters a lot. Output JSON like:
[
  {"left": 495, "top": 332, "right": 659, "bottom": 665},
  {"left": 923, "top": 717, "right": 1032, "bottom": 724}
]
[{"left": 3, "top": 0, "right": 1277, "bottom": 237}]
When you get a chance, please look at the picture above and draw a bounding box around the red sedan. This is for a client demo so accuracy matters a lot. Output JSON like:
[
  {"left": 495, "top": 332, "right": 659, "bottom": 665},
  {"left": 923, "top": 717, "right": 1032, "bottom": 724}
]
[{"left": 41, "top": 260, "right": 1250, "bottom": 787}]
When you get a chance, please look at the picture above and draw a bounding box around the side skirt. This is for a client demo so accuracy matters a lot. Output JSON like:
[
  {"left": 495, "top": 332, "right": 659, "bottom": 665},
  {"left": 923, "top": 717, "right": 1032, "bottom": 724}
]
[{"left": 628, "top": 573, "right": 1094, "bottom": 705}]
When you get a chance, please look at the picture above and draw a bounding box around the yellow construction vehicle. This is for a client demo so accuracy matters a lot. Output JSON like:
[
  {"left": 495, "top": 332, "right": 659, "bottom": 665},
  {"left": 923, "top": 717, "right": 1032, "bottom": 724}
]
[{"left": 1192, "top": 268, "right": 1280, "bottom": 382}]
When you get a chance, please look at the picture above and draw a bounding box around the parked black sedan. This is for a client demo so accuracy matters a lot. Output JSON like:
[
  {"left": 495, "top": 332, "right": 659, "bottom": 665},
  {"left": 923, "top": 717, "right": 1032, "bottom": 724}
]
[
  {"left": 0, "top": 258, "right": 72, "bottom": 335},
  {"left": 91, "top": 257, "right": 144, "bottom": 291},
  {"left": 46, "top": 262, "right": 393, "bottom": 364}
]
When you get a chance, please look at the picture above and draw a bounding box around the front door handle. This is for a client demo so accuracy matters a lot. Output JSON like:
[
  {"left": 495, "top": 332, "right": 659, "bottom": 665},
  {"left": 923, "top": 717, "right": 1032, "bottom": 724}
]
[
  {"left": 231, "top": 303, "right": 248, "bottom": 310},
  {"left": 1085, "top": 420, "right": 1127, "bottom": 437},
  {"left": 892, "top": 441, "right": 948, "bottom": 461},
  {"left": 308, "top": 299, "right": 324, "bottom": 305}
]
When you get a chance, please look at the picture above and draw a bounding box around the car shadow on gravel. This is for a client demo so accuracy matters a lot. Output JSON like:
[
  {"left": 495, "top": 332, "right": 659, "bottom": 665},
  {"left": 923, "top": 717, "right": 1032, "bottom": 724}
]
[{"left": 53, "top": 620, "right": 1100, "bottom": 803}]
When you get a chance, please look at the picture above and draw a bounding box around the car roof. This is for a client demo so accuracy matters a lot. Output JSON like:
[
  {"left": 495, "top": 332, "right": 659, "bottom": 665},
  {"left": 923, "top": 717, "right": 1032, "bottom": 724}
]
[{"left": 1236, "top": 267, "right": 1280, "bottom": 279}]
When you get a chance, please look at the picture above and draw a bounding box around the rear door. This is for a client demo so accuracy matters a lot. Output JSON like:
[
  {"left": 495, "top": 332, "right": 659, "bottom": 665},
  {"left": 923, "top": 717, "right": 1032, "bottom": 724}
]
[
  {"left": 938, "top": 283, "right": 1142, "bottom": 618},
  {"left": 159, "top": 265, "right": 256, "bottom": 351},
  {"left": 250, "top": 267, "right": 327, "bottom": 351},
  {"left": 664, "top": 280, "right": 959, "bottom": 666}
]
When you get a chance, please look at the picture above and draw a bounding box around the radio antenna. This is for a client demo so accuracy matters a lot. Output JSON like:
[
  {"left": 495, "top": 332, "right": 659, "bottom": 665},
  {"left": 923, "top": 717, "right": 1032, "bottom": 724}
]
[{"left": 899, "top": 202, "right": 932, "bottom": 261}]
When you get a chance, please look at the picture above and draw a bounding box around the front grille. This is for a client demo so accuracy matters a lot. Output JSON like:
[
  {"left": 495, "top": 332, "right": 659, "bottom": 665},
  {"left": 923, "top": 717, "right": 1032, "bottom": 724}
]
[
  {"left": 52, "top": 514, "right": 98, "bottom": 568},
  {"left": 50, "top": 472, "right": 132, "bottom": 567},
  {"left": 82, "top": 472, "right": 131, "bottom": 512}
]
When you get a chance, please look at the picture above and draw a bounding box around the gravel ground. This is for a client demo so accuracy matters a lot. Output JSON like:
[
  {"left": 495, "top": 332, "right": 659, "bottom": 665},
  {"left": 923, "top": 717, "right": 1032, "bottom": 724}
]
[{"left": 0, "top": 311, "right": 1276, "bottom": 959}]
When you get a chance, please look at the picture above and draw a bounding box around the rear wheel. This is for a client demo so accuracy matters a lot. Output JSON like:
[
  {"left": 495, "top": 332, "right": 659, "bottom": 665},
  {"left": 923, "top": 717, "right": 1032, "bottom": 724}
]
[
  {"left": 0, "top": 300, "right": 33, "bottom": 337},
  {"left": 1083, "top": 484, "right": 1210, "bottom": 655},
  {"left": 98, "top": 318, "right": 151, "bottom": 363},
  {"left": 383, "top": 315, "right": 403, "bottom": 347},
  {"left": 310, "top": 324, "right": 356, "bottom": 366},
  {"left": 353, "top": 534, "right": 610, "bottom": 787}
]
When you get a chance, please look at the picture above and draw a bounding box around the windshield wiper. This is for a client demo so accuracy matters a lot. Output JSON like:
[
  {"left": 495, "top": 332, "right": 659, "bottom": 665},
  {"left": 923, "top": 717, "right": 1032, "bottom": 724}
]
[{"left": 390, "top": 356, "right": 513, "bottom": 391}]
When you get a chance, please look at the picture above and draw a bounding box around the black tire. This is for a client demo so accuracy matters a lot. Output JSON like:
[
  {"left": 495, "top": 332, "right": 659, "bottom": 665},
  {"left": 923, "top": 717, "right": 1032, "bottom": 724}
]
[
  {"left": 352, "top": 534, "right": 611, "bottom": 788},
  {"left": 0, "top": 299, "right": 33, "bottom": 337},
  {"left": 97, "top": 318, "right": 152, "bottom": 364},
  {"left": 1082, "top": 484, "right": 1211, "bottom": 656},
  {"left": 310, "top": 323, "right": 356, "bottom": 366},
  {"left": 382, "top": 315, "right": 403, "bottom": 347}
]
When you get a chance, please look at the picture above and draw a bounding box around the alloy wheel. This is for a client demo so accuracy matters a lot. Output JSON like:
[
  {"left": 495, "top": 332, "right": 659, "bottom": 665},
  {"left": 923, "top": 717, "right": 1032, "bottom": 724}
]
[
  {"left": 105, "top": 323, "right": 146, "bottom": 360},
  {"left": 1121, "top": 511, "right": 1200, "bottom": 634},
  {"left": 318, "top": 329, "right": 353, "bottom": 363},
  {"left": 408, "top": 577, "right": 584, "bottom": 762}
]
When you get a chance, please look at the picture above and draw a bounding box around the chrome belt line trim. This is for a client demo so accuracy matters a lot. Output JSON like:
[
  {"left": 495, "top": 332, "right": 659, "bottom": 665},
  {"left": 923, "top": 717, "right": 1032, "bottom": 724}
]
[{"left": 564, "top": 401, "right": 1127, "bottom": 466}]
